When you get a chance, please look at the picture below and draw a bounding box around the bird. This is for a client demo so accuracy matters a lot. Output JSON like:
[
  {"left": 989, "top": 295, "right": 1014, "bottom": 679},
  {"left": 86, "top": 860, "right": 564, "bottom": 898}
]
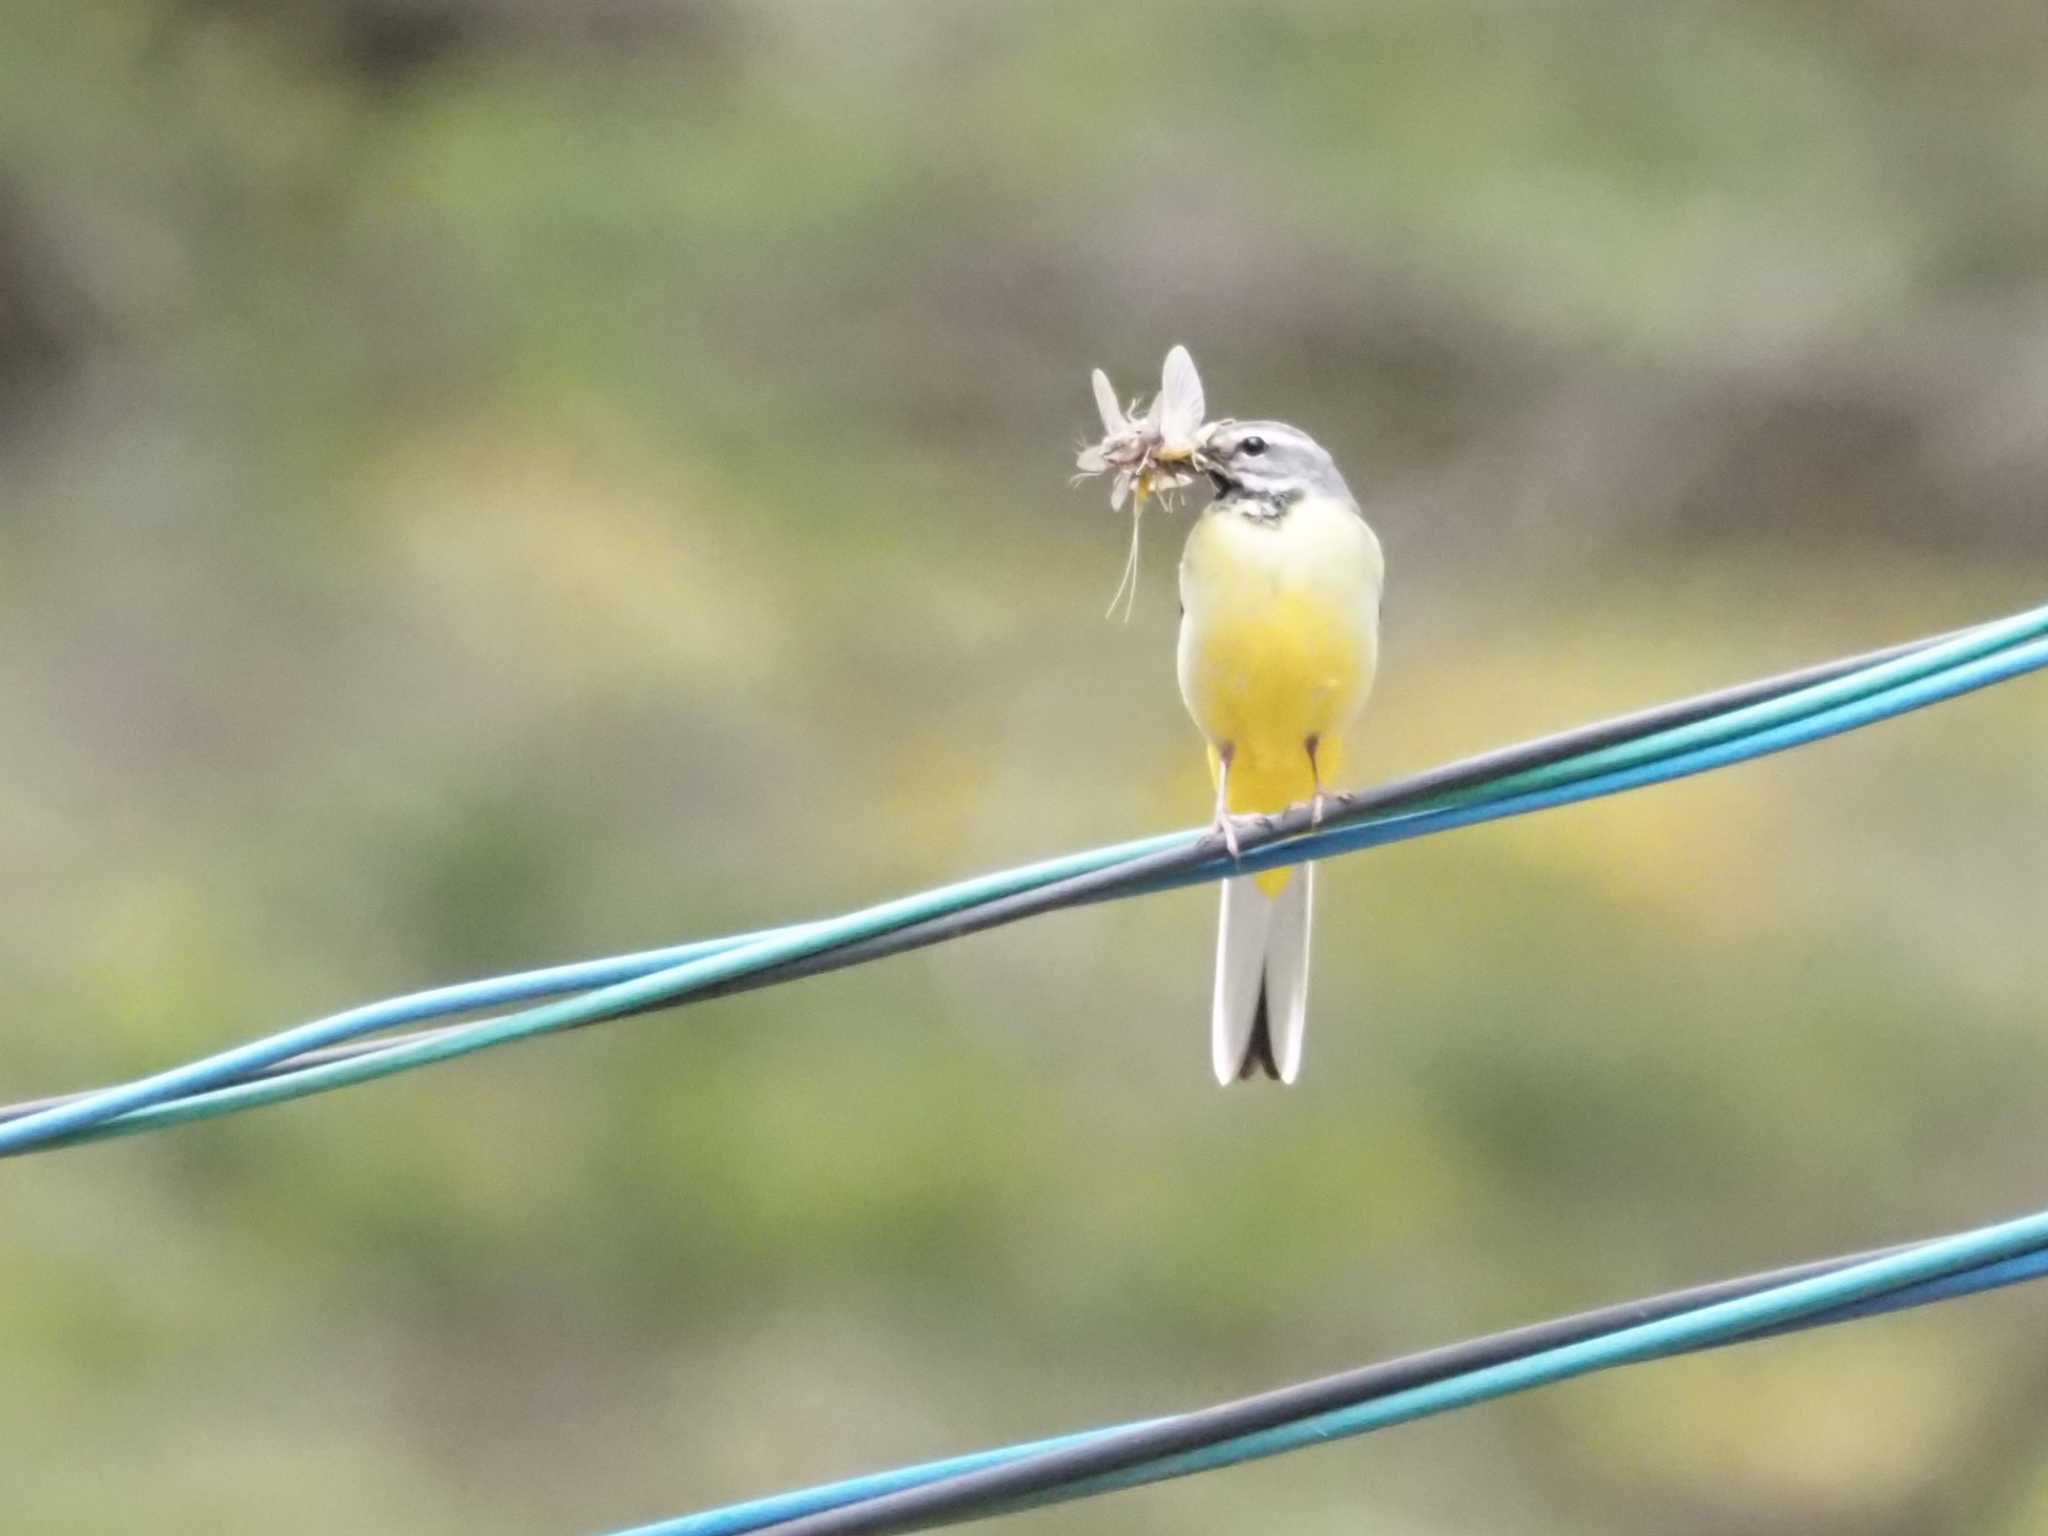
[{"left": 1176, "top": 419, "right": 1384, "bottom": 1084}]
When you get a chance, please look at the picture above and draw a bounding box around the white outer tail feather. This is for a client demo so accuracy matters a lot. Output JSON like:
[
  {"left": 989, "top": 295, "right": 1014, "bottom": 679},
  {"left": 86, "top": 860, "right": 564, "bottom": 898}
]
[
  {"left": 1210, "top": 867, "right": 1314, "bottom": 1085},
  {"left": 1265, "top": 865, "right": 1313, "bottom": 1083}
]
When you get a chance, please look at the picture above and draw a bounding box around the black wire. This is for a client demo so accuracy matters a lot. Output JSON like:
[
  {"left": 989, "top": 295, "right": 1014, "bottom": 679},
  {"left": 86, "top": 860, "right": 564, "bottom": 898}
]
[
  {"left": 756, "top": 1239, "right": 1942, "bottom": 1536},
  {"left": 0, "top": 626, "right": 1954, "bottom": 1130},
  {"left": 673, "top": 624, "right": 1948, "bottom": 998}
]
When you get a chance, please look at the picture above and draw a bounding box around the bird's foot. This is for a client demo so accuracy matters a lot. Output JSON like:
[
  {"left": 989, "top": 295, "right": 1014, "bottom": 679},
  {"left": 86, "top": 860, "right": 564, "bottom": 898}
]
[
  {"left": 1309, "top": 789, "right": 1327, "bottom": 829},
  {"left": 1210, "top": 811, "right": 1267, "bottom": 861}
]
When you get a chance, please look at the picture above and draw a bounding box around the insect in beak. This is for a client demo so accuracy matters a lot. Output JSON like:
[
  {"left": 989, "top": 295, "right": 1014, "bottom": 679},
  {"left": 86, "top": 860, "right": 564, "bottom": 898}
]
[{"left": 1072, "top": 345, "right": 1219, "bottom": 621}]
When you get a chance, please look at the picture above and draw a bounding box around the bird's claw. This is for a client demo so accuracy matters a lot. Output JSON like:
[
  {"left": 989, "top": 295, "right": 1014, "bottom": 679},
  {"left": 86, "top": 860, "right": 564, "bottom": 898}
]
[
  {"left": 1210, "top": 812, "right": 1267, "bottom": 861},
  {"left": 1215, "top": 815, "right": 1240, "bottom": 860}
]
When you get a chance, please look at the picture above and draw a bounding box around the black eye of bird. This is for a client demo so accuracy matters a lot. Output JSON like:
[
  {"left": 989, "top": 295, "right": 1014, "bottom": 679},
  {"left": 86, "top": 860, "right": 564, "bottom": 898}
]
[{"left": 1240, "top": 436, "right": 1267, "bottom": 457}]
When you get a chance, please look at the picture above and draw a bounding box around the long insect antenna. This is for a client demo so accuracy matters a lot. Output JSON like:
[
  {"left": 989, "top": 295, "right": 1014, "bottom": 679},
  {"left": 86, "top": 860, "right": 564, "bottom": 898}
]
[{"left": 1105, "top": 494, "right": 1145, "bottom": 623}]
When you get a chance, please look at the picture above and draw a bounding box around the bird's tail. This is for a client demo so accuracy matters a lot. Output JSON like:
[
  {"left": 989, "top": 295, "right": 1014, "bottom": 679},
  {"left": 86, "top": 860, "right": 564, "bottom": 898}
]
[{"left": 1211, "top": 865, "right": 1314, "bottom": 1085}]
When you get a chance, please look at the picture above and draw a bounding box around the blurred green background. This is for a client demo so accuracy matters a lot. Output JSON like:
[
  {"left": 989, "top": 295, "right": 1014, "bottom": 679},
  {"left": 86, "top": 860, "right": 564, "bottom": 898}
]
[{"left": 4, "top": 2, "right": 2047, "bottom": 1531}]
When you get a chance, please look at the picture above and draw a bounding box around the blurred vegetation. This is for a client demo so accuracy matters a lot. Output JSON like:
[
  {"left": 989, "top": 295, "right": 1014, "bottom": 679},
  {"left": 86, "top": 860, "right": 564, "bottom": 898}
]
[{"left": 2, "top": 2, "right": 2047, "bottom": 1532}]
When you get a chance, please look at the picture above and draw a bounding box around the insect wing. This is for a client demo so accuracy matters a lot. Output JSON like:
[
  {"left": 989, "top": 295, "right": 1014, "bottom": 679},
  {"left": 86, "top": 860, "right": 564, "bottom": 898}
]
[
  {"left": 1090, "top": 369, "right": 1128, "bottom": 436},
  {"left": 1155, "top": 344, "right": 1205, "bottom": 445}
]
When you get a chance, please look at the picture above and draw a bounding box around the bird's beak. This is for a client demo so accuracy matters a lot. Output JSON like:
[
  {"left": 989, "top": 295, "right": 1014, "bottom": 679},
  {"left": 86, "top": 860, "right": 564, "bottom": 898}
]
[{"left": 1153, "top": 436, "right": 1231, "bottom": 493}]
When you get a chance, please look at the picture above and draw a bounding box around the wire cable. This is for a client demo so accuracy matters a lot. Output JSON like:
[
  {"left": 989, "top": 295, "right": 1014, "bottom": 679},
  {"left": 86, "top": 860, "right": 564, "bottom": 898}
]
[
  {"left": 615, "top": 1226, "right": 2048, "bottom": 1536},
  {"left": 0, "top": 622, "right": 1955, "bottom": 1129},
  {"left": 6, "top": 604, "right": 2046, "bottom": 1534},
  {"left": 4, "top": 606, "right": 2044, "bottom": 1156},
  {"left": 18, "top": 632, "right": 2045, "bottom": 1156}
]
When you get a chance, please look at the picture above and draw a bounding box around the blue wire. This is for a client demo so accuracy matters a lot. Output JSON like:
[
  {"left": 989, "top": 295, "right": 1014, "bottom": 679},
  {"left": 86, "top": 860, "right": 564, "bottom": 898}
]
[
  {"left": 1204, "top": 629, "right": 2048, "bottom": 885},
  {"left": 28, "top": 629, "right": 2048, "bottom": 1155},
  {"left": 1031, "top": 1210, "right": 2048, "bottom": 1511},
  {"left": 0, "top": 838, "right": 1189, "bottom": 1155},
  {"left": 0, "top": 933, "right": 763, "bottom": 1155},
  {"left": 601, "top": 1428, "right": 1155, "bottom": 1536},
  {"left": 616, "top": 1236, "right": 2048, "bottom": 1536},
  {"left": 1742, "top": 1245, "right": 2048, "bottom": 1341},
  {"left": 8, "top": 604, "right": 2042, "bottom": 1164},
  {"left": 15, "top": 612, "right": 2026, "bottom": 1156}
]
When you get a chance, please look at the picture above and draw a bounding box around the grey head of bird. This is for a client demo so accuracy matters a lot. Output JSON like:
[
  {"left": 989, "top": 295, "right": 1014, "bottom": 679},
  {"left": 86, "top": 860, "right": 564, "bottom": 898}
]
[{"left": 1200, "top": 420, "right": 1353, "bottom": 511}]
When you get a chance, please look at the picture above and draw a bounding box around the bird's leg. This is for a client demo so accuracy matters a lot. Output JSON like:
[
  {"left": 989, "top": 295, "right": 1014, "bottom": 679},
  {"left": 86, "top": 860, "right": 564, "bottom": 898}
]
[
  {"left": 1212, "top": 744, "right": 1243, "bottom": 860},
  {"left": 1306, "top": 735, "right": 1327, "bottom": 828}
]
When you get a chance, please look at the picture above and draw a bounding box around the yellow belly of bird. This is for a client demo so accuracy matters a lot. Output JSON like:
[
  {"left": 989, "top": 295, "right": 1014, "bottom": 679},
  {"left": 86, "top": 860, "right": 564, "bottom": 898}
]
[
  {"left": 1190, "top": 594, "right": 1361, "bottom": 896},
  {"left": 1179, "top": 493, "right": 1383, "bottom": 897}
]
